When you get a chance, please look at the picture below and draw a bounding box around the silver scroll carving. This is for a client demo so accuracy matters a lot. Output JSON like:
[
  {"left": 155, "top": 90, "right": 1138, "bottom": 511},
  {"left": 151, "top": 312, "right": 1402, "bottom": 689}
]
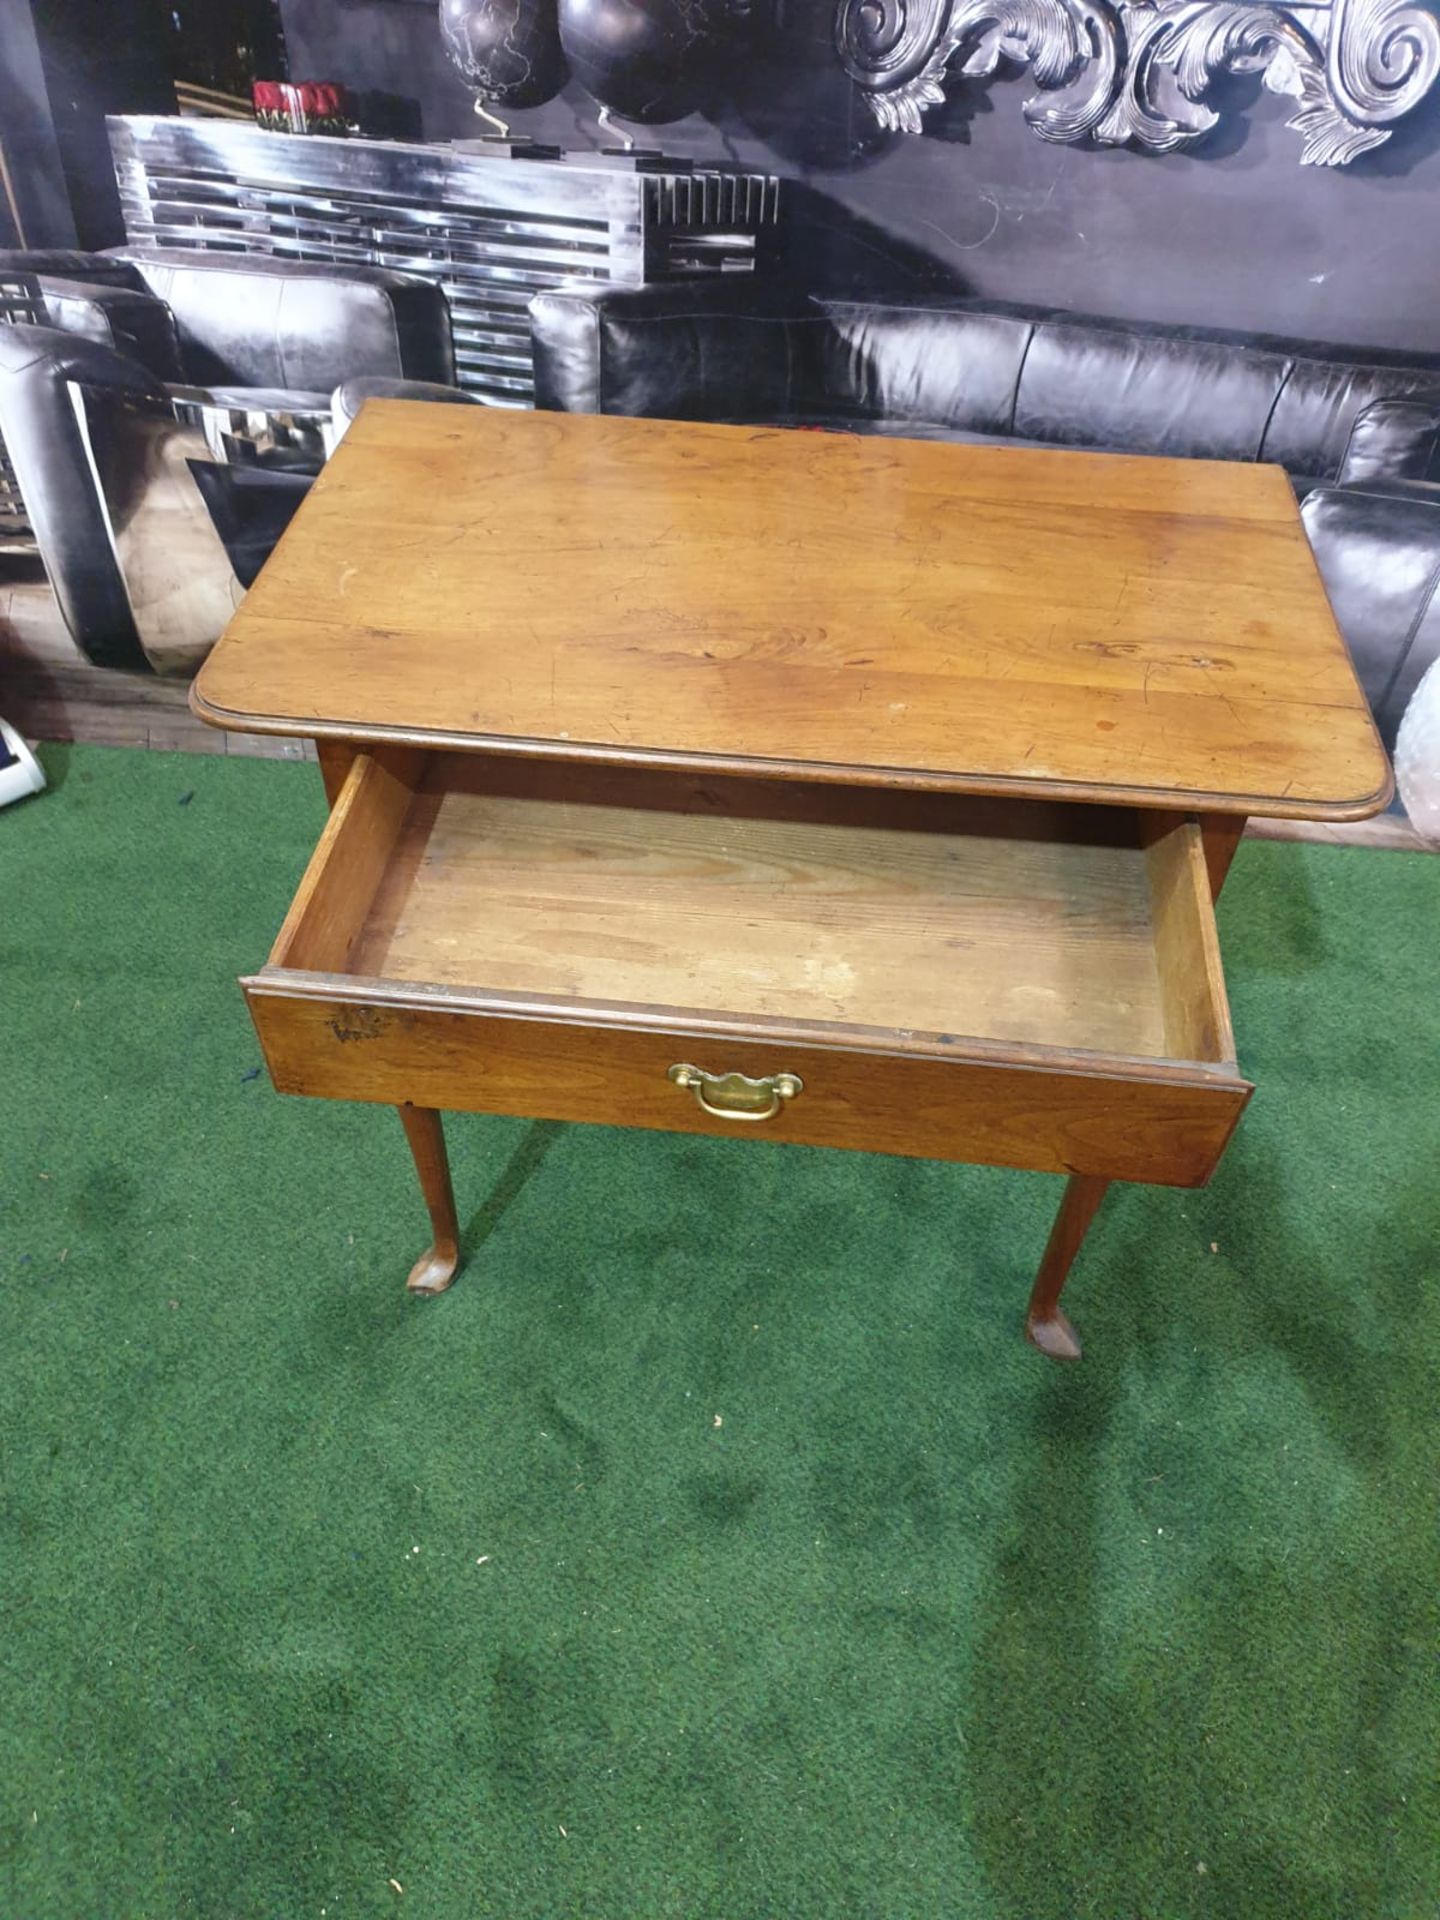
[{"left": 835, "top": 0, "right": 1440, "bottom": 161}]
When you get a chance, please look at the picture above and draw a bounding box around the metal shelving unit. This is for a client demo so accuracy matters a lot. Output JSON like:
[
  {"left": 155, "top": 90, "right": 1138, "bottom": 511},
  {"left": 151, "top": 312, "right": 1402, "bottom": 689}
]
[{"left": 110, "top": 116, "right": 782, "bottom": 408}]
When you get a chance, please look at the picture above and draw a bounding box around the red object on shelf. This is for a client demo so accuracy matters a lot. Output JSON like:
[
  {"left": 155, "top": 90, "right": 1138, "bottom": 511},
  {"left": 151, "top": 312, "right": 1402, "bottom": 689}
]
[{"left": 252, "top": 79, "right": 351, "bottom": 135}]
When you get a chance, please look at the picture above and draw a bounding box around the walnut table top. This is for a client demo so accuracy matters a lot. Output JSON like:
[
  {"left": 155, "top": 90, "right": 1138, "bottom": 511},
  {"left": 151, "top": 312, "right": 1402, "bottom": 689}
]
[{"left": 193, "top": 404, "right": 1391, "bottom": 821}]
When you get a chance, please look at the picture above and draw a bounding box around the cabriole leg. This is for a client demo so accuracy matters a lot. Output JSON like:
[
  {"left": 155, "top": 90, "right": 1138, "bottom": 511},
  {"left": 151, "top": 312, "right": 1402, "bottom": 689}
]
[
  {"left": 398, "top": 1104, "right": 461, "bottom": 1296},
  {"left": 1025, "top": 1173, "right": 1110, "bottom": 1361}
]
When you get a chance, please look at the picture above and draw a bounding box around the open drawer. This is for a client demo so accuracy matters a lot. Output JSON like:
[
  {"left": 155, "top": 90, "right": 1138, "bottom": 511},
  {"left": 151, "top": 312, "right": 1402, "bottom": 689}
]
[{"left": 243, "top": 750, "right": 1252, "bottom": 1188}]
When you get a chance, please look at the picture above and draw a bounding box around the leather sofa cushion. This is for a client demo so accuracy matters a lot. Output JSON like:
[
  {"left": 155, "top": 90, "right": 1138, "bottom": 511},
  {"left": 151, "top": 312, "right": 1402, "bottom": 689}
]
[
  {"left": 530, "top": 281, "right": 809, "bottom": 420},
  {"left": 807, "top": 296, "right": 1297, "bottom": 461},
  {"left": 802, "top": 296, "right": 1440, "bottom": 481},
  {"left": 109, "top": 248, "right": 455, "bottom": 391},
  {"left": 1301, "top": 481, "right": 1440, "bottom": 749},
  {"left": 1338, "top": 397, "right": 1440, "bottom": 483},
  {"left": 813, "top": 298, "right": 1032, "bottom": 434},
  {"left": 1268, "top": 360, "right": 1440, "bottom": 480},
  {"left": 1016, "top": 320, "right": 1290, "bottom": 462}
]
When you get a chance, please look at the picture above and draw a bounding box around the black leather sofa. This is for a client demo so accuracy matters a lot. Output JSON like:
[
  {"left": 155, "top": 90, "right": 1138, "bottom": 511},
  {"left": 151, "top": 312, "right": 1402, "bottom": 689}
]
[
  {"left": 529, "top": 282, "right": 1440, "bottom": 754},
  {"left": 530, "top": 283, "right": 1440, "bottom": 487},
  {"left": 0, "top": 248, "right": 455, "bottom": 673}
]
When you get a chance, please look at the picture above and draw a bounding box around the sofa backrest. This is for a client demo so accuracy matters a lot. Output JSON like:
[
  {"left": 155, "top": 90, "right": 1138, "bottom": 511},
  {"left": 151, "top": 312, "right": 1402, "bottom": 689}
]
[
  {"left": 531, "top": 280, "right": 809, "bottom": 421},
  {"left": 813, "top": 297, "right": 1440, "bottom": 484},
  {"left": 36, "top": 278, "right": 185, "bottom": 384},
  {"left": 0, "top": 249, "right": 148, "bottom": 291},
  {"left": 107, "top": 247, "right": 456, "bottom": 393}
]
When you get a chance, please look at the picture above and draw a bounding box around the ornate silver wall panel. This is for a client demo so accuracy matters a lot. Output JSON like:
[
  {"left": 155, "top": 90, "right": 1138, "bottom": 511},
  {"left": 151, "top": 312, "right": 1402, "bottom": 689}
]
[
  {"left": 109, "top": 117, "right": 781, "bottom": 406},
  {"left": 836, "top": 0, "right": 1440, "bottom": 163}
]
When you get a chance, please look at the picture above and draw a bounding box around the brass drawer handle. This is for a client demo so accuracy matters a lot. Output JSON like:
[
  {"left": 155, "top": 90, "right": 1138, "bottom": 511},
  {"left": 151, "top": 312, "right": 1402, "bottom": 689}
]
[{"left": 667, "top": 1063, "right": 803, "bottom": 1123}]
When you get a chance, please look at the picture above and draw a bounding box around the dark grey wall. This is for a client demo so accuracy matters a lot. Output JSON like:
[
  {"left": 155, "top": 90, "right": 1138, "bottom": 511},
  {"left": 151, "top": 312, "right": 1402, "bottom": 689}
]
[
  {"left": 0, "top": 0, "right": 75, "bottom": 246},
  {"left": 31, "top": 0, "right": 177, "bottom": 247},
  {"left": 280, "top": 0, "right": 1440, "bottom": 355},
  {"left": 1, "top": 0, "right": 176, "bottom": 249}
]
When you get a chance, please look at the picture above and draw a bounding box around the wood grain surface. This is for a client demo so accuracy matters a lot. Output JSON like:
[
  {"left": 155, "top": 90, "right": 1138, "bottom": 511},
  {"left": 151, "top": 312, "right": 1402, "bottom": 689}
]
[
  {"left": 283, "top": 751, "right": 1235, "bottom": 1064},
  {"left": 1026, "top": 1172, "right": 1111, "bottom": 1358},
  {"left": 244, "top": 976, "right": 1250, "bottom": 1187},
  {"left": 1142, "top": 814, "right": 1236, "bottom": 1061},
  {"left": 193, "top": 405, "right": 1391, "bottom": 820},
  {"left": 269, "top": 747, "right": 420, "bottom": 972},
  {"left": 356, "top": 785, "right": 1160, "bottom": 1057}
]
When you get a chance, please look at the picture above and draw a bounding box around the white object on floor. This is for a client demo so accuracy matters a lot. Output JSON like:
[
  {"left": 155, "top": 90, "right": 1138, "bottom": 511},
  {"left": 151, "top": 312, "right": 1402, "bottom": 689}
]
[
  {"left": 1395, "top": 657, "right": 1440, "bottom": 845},
  {"left": 0, "top": 716, "right": 45, "bottom": 808}
]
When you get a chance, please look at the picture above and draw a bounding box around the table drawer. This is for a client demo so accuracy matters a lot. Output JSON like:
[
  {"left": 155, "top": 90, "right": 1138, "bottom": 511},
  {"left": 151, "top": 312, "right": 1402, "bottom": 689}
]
[{"left": 244, "top": 750, "right": 1251, "bottom": 1188}]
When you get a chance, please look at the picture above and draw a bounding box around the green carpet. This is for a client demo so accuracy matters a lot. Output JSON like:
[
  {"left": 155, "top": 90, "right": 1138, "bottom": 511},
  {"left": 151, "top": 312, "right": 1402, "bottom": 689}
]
[{"left": 2, "top": 743, "right": 1437, "bottom": 1920}]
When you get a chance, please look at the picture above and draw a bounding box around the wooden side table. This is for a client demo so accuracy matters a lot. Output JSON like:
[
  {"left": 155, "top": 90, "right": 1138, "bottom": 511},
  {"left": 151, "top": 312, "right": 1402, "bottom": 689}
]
[{"left": 193, "top": 407, "right": 1391, "bottom": 1358}]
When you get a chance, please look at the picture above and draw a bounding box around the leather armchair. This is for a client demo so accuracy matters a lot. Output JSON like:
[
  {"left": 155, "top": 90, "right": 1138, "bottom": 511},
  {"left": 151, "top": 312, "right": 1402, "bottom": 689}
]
[
  {"left": 0, "top": 247, "right": 457, "bottom": 399},
  {"left": 0, "top": 248, "right": 459, "bottom": 671},
  {"left": 105, "top": 247, "right": 456, "bottom": 396},
  {"left": 530, "top": 284, "right": 1440, "bottom": 488},
  {"left": 0, "top": 323, "right": 170, "bottom": 670},
  {"left": 0, "top": 321, "right": 312, "bottom": 675}
]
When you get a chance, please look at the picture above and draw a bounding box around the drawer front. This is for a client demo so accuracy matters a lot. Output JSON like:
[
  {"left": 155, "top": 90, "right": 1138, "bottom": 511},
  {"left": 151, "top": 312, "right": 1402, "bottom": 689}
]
[{"left": 245, "top": 978, "right": 1250, "bottom": 1188}]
